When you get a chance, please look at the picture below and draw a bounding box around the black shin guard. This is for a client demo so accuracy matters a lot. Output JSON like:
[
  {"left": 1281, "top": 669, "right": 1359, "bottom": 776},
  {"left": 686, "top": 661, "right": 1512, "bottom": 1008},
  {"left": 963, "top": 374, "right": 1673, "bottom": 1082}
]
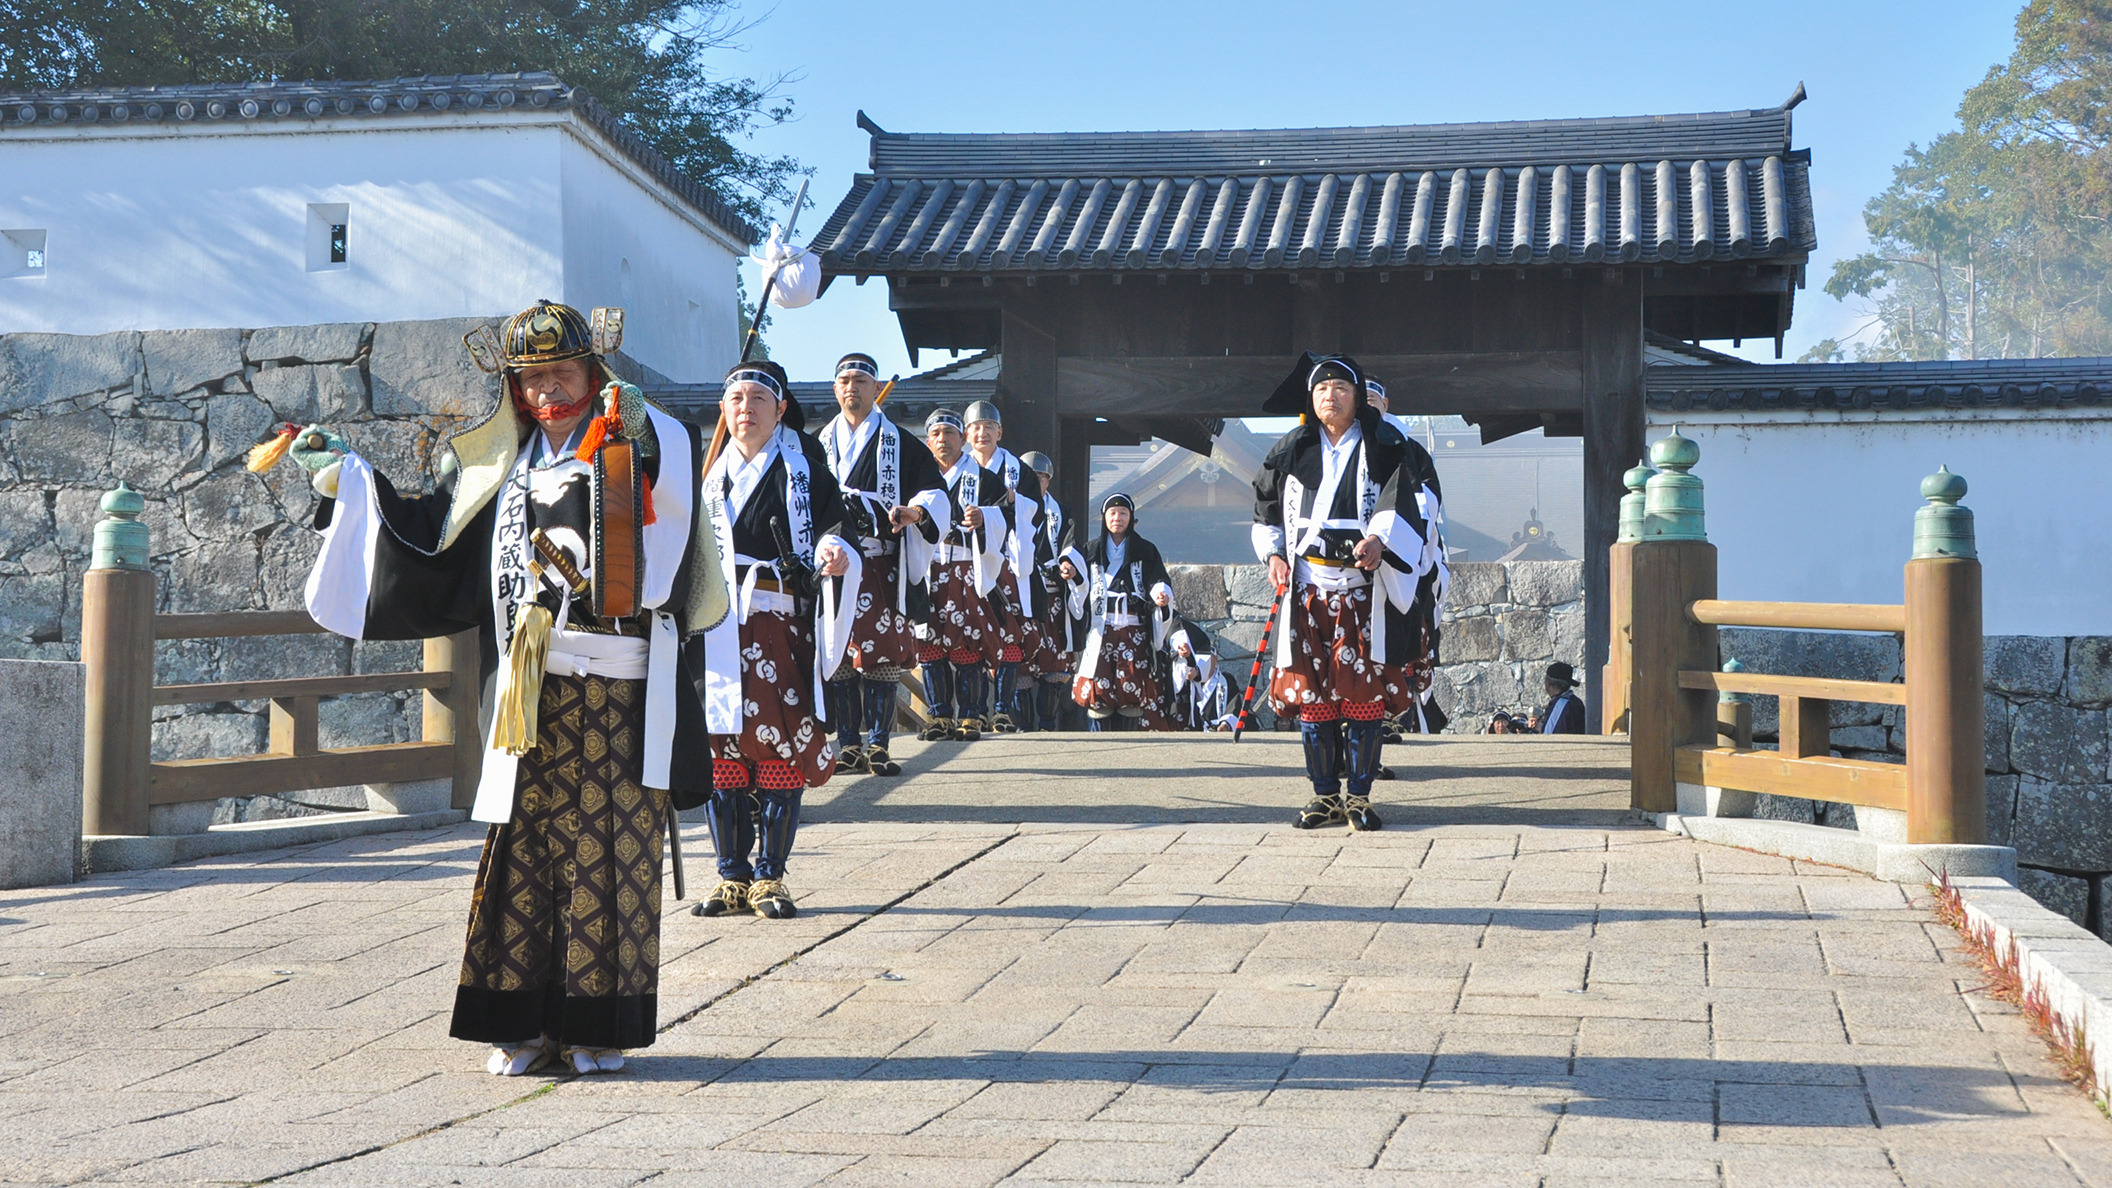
[
  {"left": 1345, "top": 717, "right": 1385, "bottom": 796},
  {"left": 953, "top": 663, "right": 986, "bottom": 725},
  {"left": 862, "top": 676, "right": 895, "bottom": 750},
  {"left": 1300, "top": 718, "right": 1345, "bottom": 796},
  {"left": 753, "top": 789, "right": 803, "bottom": 882},
  {"left": 922, "top": 661, "right": 956, "bottom": 719},
  {"left": 826, "top": 677, "right": 862, "bottom": 754},
  {"left": 705, "top": 786, "right": 757, "bottom": 882},
  {"left": 1039, "top": 679, "right": 1067, "bottom": 731},
  {"left": 992, "top": 661, "right": 1018, "bottom": 722}
]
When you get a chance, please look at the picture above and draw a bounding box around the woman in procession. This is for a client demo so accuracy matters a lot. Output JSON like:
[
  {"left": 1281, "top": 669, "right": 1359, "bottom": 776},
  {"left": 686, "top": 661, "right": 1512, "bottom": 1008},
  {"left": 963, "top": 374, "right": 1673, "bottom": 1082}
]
[
  {"left": 1067, "top": 492, "right": 1177, "bottom": 731},
  {"left": 691, "top": 358, "right": 858, "bottom": 922}
]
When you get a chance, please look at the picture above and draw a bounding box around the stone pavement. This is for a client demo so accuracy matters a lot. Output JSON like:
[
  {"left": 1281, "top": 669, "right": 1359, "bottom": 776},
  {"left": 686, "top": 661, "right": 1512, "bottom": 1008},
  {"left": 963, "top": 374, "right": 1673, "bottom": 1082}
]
[{"left": 2, "top": 735, "right": 2108, "bottom": 1187}]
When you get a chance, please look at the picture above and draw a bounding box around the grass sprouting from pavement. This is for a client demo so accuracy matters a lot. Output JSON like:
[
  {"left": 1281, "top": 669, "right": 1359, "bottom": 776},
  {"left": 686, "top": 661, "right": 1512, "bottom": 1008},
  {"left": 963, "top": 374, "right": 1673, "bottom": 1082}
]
[{"left": 1929, "top": 871, "right": 2108, "bottom": 1113}]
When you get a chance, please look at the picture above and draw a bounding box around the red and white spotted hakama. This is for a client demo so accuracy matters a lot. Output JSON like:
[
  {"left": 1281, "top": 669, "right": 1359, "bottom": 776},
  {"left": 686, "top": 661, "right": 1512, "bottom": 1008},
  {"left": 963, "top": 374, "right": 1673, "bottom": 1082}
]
[
  {"left": 1266, "top": 582, "right": 1416, "bottom": 717},
  {"left": 707, "top": 608, "right": 834, "bottom": 789}
]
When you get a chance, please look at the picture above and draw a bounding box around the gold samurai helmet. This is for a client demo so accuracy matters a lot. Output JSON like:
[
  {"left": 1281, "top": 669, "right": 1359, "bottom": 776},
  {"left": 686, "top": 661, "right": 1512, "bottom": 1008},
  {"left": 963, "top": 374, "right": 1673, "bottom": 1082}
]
[{"left": 464, "top": 299, "right": 624, "bottom": 373}]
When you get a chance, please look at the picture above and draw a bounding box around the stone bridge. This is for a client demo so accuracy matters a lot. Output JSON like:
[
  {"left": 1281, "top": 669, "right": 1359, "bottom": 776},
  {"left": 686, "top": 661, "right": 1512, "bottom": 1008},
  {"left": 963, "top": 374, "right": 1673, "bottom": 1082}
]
[{"left": 4, "top": 733, "right": 2110, "bottom": 1186}]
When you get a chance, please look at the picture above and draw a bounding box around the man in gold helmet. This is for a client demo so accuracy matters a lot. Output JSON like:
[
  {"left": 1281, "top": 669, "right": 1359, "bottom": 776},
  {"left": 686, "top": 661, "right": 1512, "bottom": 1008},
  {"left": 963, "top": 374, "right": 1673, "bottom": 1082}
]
[{"left": 279, "top": 298, "right": 726, "bottom": 1077}]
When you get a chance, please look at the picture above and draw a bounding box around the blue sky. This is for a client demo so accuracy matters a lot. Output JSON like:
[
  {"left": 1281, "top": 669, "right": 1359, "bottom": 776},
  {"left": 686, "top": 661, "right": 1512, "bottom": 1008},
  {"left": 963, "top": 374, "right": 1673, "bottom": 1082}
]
[{"left": 731, "top": 0, "right": 2021, "bottom": 382}]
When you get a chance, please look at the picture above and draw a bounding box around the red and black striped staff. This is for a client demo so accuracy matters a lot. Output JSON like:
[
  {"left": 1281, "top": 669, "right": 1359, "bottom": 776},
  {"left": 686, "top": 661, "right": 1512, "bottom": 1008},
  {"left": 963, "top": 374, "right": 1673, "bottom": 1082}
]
[{"left": 1231, "top": 582, "right": 1288, "bottom": 742}]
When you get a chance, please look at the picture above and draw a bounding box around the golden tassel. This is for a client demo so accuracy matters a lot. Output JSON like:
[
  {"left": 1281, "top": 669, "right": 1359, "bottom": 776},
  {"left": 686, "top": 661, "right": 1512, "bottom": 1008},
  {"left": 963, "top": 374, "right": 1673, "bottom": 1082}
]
[
  {"left": 245, "top": 425, "right": 297, "bottom": 473},
  {"left": 493, "top": 602, "right": 554, "bottom": 756}
]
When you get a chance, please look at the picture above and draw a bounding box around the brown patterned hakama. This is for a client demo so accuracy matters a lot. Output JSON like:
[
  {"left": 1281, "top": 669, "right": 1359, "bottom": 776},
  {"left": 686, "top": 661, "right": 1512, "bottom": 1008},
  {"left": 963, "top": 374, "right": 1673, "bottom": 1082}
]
[
  {"left": 847, "top": 546, "right": 917, "bottom": 674},
  {"left": 451, "top": 673, "right": 667, "bottom": 1051},
  {"left": 1072, "top": 622, "right": 1174, "bottom": 729},
  {"left": 708, "top": 607, "right": 835, "bottom": 789},
  {"left": 928, "top": 558, "right": 1002, "bottom": 664},
  {"left": 1267, "top": 582, "right": 1416, "bottom": 714}
]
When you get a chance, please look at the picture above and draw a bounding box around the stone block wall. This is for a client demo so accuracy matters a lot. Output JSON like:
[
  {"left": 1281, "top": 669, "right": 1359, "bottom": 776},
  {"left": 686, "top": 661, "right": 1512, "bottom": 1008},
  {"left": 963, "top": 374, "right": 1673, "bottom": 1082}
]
[
  {"left": 1718, "top": 627, "right": 2112, "bottom": 937},
  {"left": 0, "top": 321, "right": 501, "bottom": 824},
  {"left": 0, "top": 659, "right": 84, "bottom": 888},
  {"left": 1164, "top": 560, "right": 1586, "bottom": 733}
]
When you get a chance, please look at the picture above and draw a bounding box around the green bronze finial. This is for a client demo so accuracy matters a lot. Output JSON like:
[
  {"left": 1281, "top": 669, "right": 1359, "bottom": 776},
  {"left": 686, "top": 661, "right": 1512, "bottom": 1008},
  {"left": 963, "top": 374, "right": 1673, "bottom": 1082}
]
[
  {"left": 1617, "top": 458, "right": 1652, "bottom": 543},
  {"left": 1912, "top": 464, "right": 1975, "bottom": 560},
  {"left": 1718, "top": 657, "right": 1749, "bottom": 704},
  {"left": 1642, "top": 426, "right": 1705, "bottom": 542},
  {"left": 92, "top": 482, "right": 150, "bottom": 571}
]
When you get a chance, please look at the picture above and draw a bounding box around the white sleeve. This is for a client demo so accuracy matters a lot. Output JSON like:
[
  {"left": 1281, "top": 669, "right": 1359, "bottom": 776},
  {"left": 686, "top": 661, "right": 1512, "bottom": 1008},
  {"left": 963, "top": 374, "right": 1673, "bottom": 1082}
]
[
  {"left": 303, "top": 453, "right": 380, "bottom": 639},
  {"left": 909, "top": 486, "right": 952, "bottom": 540},
  {"left": 1251, "top": 522, "right": 1286, "bottom": 562}
]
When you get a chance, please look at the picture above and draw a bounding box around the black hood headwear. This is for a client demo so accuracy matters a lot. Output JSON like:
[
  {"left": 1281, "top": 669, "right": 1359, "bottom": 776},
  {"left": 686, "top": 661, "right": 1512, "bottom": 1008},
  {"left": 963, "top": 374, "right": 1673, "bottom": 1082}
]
[{"left": 1260, "top": 351, "right": 1370, "bottom": 422}]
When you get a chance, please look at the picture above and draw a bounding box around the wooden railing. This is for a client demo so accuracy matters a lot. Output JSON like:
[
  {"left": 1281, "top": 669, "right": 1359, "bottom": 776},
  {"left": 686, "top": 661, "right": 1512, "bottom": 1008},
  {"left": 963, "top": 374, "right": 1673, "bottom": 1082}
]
[
  {"left": 78, "top": 486, "right": 479, "bottom": 836},
  {"left": 1615, "top": 438, "right": 1985, "bottom": 845}
]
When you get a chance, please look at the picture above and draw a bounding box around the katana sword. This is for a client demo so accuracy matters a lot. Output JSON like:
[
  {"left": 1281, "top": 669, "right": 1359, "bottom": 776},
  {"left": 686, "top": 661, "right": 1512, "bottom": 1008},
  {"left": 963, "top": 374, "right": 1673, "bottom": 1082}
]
[{"left": 1231, "top": 581, "right": 1288, "bottom": 742}]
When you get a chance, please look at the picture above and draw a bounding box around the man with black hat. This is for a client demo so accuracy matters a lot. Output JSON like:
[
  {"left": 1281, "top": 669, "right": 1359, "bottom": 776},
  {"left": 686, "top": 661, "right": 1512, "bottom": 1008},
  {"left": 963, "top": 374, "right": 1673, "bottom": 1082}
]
[
  {"left": 817, "top": 353, "right": 950, "bottom": 776},
  {"left": 287, "top": 300, "right": 722, "bottom": 1077},
  {"left": 1252, "top": 354, "right": 1446, "bottom": 831},
  {"left": 1017, "top": 450, "right": 1081, "bottom": 730},
  {"left": 693, "top": 358, "right": 856, "bottom": 924},
  {"left": 962, "top": 400, "right": 1046, "bottom": 733},
  {"left": 1530, "top": 663, "right": 1589, "bottom": 734},
  {"left": 916, "top": 409, "right": 1006, "bottom": 741}
]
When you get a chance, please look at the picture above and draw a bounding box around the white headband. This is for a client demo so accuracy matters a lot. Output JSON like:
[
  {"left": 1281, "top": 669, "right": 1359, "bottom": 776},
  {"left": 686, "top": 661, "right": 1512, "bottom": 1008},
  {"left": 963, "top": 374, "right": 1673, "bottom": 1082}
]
[
  {"left": 726, "top": 368, "right": 784, "bottom": 399},
  {"left": 926, "top": 410, "right": 964, "bottom": 433},
  {"left": 835, "top": 358, "right": 879, "bottom": 380},
  {"left": 1367, "top": 379, "right": 1387, "bottom": 400},
  {"left": 1308, "top": 359, "right": 1360, "bottom": 389}
]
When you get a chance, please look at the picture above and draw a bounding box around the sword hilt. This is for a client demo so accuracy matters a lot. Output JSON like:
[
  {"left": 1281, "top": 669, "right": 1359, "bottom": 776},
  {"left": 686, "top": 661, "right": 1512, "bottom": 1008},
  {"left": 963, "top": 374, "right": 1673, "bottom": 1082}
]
[{"left": 530, "top": 529, "right": 589, "bottom": 595}]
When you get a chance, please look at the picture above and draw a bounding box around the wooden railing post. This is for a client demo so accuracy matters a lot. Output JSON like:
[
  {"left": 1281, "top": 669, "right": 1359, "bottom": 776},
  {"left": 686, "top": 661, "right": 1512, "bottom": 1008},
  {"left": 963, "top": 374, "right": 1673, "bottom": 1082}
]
[
  {"left": 1905, "top": 467, "right": 1985, "bottom": 845},
  {"left": 425, "top": 630, "right": 483, "bottom": 811},
  {"left": 1602, "top": 459, "right": 1650, "bottom": 734},
  {"left": 81, "top": 483, "right": 156, "bottom": 837},
  {"left": 1629, "top": 429, "right": 1717, "bottom": 813}
]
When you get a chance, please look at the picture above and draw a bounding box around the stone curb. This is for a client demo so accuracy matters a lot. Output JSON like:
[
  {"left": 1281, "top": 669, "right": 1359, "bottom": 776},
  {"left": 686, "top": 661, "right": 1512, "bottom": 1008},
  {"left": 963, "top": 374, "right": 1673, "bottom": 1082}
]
[
  {"left": 1952, "top": 874, "right": 2112, "bottom": 1110},
  {"left": 1651, "top": 812, "right": 2018, "bottom": 884},
  {"left": 81, "top": 808, "right": 468, "bottom": 873}
]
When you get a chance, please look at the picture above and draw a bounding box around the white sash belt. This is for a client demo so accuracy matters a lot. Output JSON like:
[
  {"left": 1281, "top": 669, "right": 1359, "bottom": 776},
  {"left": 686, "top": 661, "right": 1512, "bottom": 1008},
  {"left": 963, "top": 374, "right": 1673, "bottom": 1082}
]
[
  {"left": 935, "top": 543, "right": 980, "bottom": 564},
  {"left": 859, "top": 535, "right": 897, "bottom": 559},
  {"left": 1296, "top": 558, "right": 1372, "bottom": 591},
  {"left": 544, "top": 628, "right": 650, "bottom": 680},
  {"left": 1102, "top": 611, "right": 1141, "bottom": 629}
]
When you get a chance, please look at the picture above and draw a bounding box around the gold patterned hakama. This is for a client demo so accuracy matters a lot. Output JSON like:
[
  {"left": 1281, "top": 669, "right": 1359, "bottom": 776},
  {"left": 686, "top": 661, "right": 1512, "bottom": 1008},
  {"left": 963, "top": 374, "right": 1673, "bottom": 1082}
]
[{"left": 450, "top": 673, "right": 666, "bottom": 1051}]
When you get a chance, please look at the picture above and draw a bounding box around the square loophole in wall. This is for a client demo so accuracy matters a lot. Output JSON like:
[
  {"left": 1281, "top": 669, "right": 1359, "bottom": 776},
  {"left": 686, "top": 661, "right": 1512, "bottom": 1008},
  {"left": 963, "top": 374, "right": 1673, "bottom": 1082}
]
[
  {"left": 2, "top": 229, "right": 46, "bottom": 278},
  {"left": 306, "top": 203, "right": 349, "bottom": 272}
]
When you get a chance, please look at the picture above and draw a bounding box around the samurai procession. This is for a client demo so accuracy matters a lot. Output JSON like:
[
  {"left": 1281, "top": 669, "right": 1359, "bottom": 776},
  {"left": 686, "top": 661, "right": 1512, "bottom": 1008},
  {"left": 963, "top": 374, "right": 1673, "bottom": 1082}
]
[{"left": 265, "top": 285, "right": 1466, "bottom": 1074}]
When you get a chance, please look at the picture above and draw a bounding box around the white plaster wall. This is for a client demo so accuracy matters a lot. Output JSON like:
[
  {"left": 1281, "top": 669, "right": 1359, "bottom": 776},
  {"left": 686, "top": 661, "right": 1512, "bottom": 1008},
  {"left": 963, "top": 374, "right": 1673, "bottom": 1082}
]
[
  {"left": 1654, "top": 413, "right": 2112, "bottom": 635},
  {"left": 0, "top": 115, "right": 743, "bottom": 381},
  {"left": 557, "top": 135, "right": 739, "bottom": 383},
  {"left": 0, "top": 122, "right": 564, "bottom": 335}
]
